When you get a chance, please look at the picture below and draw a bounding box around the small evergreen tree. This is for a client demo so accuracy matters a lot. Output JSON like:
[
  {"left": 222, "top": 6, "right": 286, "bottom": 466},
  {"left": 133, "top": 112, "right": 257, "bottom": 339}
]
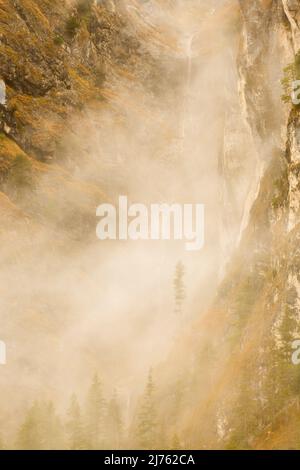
[
  {"left": 40, "top": 401, "right": 65, "bottom": 450},
  {"left": 66, "top": 394, "right": 86, "bottom": 450},
  {"left": 17, "top": 400, "right": 64, "bottom": 450},
  {"left": 137, "top": 369, "right": 157, "bottom": 449},
  {"left": 106, "top": 391, "right": 123, "bottom": 449},
  {"left": 17, "top": 401, "right": 43, "bottom": 450},
  {"left": 85, "top": 374, "right": 105, "bottom": 449}
]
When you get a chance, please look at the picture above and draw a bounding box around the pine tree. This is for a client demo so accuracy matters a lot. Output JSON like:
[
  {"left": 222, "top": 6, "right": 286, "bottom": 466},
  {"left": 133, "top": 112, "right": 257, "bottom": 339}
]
[
  {"left": 17, "top": 401, "right": 43, "bottom": 450},
  {"left": 156, "top": 420, "right": 169, "bottom": 449},
  {"left": 40, "top": 401, "right": 65, "bottom": 450},
  {"left": 137, "top": 369, "right": 157, "bottom": 449},
  {"left": 85, "top": 374, "right": 105, "bottom": 449},
  {"left": 66, "top": 394, "right": 86, "bottom": 450},
  {"left": 225, "top": 361, "right": 259, "bottom": 450},
  {"left": 173, "top": 261, "right": 186, "bottom": 315},
  {"left": 17, "top": 400, "right": 65, "bottom": 450},
  {"left": 106, "top": 391, "right": 123, "bottom": 449}
]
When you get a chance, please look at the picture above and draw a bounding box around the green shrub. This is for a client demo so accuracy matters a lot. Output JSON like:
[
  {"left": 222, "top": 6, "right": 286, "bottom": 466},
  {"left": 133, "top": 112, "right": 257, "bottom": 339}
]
[
  {"left": 65, "top": 16, "right": 81, "bottom": 38},
  {"left": 271, "top": 172, "right": 289, "bottom": 210},
  {"left": 281, "top": 50, "right": 300, "bottom": 105},
  {"left": 53, "top": 35, "right": 64, "bottom": 46}
]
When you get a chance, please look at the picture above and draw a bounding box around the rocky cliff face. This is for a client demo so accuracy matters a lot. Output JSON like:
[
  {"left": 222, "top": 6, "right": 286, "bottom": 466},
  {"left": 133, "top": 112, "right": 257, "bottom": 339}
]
[
  {"left": 0, "top": 0, "right": 154, "bottom": 158},
  {"left": 0, "top": 0, "right": 169, "bottom": 236},
  {"left": 158, "top": 0, "right": 300, "bottom": 450},
  {"left": 0, "top": 0, "right": 174, "bottom": 444},
  {"left": 1, "top": 0, "right": 299, "bottom": 450}
]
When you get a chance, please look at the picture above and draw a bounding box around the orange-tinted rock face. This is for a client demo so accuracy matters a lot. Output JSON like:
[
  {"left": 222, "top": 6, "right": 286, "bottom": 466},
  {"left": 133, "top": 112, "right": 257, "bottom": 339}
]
[
  {"left": 0, "top": 1, "right": 158, "bottom": 161},
  {"left": 1, "top": 0, "right": 300, "bottom": 451}
]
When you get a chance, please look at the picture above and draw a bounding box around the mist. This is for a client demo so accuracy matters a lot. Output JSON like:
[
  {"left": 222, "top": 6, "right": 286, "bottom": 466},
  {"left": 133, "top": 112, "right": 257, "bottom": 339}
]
[{"left": 0, "top": 0, "right": 262, "bottom": 449}]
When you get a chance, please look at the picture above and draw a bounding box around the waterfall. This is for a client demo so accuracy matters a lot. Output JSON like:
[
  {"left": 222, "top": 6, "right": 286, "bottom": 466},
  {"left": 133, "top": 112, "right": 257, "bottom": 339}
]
[{"left": 180, "top": 32, "right": 198, "bottom": 152}]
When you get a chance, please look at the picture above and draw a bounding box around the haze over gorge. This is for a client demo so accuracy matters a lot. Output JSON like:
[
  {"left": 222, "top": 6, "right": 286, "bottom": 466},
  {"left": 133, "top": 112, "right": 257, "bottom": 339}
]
[{"left": 0, "top": 0, "right": 299, "bottom": 450}]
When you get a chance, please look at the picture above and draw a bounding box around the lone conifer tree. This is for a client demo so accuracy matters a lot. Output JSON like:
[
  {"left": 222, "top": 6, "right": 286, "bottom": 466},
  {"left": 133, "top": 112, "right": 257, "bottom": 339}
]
[
  {"left": 66, "top": 394, "right": 85, "bottom": 450},
  {"left": 17, "top": 401, "right": 43, "bottom": 450},
  {"left": 17, "top": 401, "right": 64, "bottom": 450},
  {"left": 137, "top": 369, "right": 157, "bottom": 449},
  {"left": 106, "top": 391, "right": 123, "bottom": 449},
  {"left": 85, "top": 374, "right": 105, "bottom": 449}
]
